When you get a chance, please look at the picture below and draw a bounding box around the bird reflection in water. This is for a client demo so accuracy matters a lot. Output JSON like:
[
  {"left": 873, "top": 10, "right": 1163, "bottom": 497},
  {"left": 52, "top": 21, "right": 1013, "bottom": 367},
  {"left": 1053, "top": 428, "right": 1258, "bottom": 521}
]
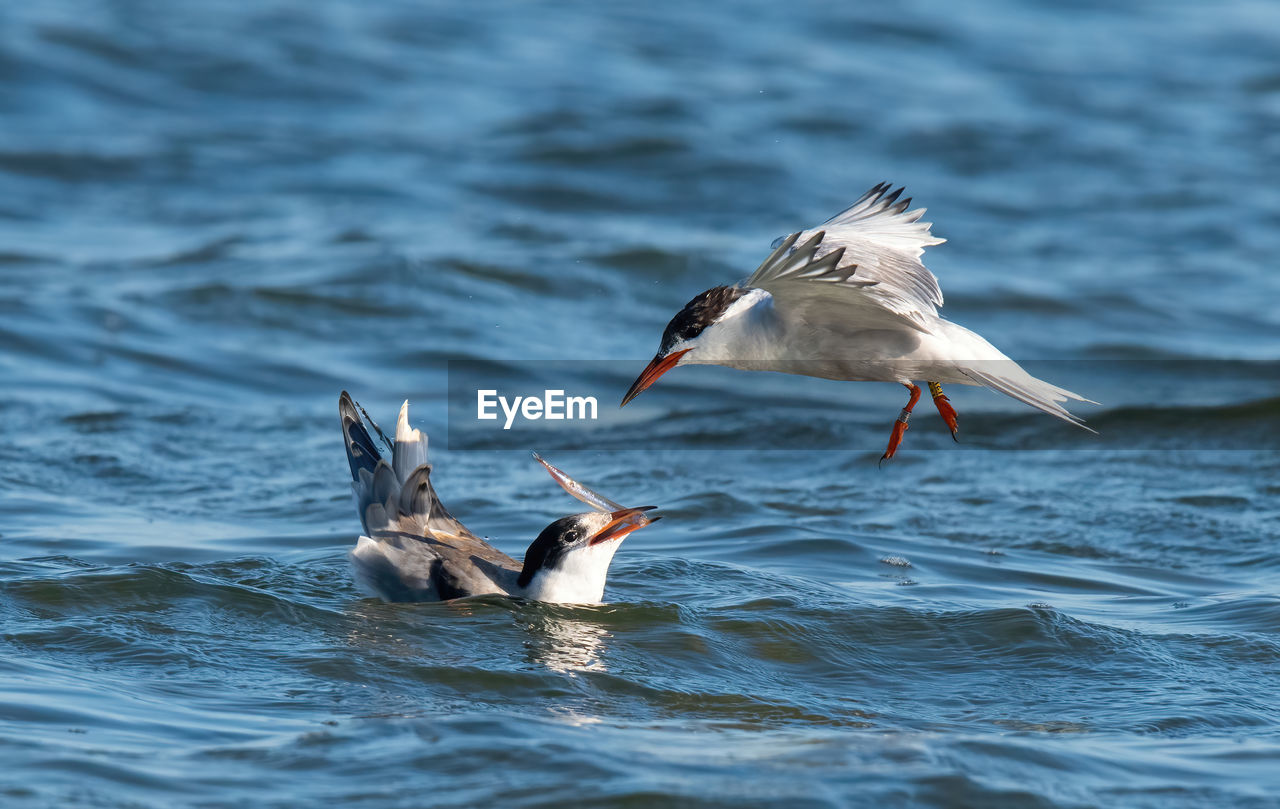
[
  {"left": 338, "top": 597, "right": 612, "bottom": 677},
  {"left": 517, "top": 605, "right": 612, "bottom": 674}
]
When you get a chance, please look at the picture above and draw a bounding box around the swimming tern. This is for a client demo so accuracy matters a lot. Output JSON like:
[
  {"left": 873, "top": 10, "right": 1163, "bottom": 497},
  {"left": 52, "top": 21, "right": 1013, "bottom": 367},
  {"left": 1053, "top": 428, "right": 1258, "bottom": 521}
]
[
  {"left": 340, "top": 392, "right": 657, "bottom": 603},
  {"left": 621, "top": 183, "right": 1096, "bottom": 461}
]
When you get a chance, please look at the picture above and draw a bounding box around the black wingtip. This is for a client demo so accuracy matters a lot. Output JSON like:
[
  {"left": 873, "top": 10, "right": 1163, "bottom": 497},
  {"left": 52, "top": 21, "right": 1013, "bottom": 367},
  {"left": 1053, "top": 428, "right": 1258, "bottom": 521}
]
[{"left": 339, "top": 390, "right": 358, "bottom": 420}]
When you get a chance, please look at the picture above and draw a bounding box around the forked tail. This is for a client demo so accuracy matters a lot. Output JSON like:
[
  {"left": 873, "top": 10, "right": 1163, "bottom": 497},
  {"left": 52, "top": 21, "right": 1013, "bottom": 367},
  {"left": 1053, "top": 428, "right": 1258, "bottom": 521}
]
[{"left": 958, "top": 363, "right": 1098, "bottom": 433}]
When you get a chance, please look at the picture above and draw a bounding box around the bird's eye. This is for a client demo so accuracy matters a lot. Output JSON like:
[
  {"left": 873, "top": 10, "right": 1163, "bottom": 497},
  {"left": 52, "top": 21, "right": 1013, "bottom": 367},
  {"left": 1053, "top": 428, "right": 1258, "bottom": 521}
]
[{"left": 564, "top": 529, "right": 580, "bottom": 544}]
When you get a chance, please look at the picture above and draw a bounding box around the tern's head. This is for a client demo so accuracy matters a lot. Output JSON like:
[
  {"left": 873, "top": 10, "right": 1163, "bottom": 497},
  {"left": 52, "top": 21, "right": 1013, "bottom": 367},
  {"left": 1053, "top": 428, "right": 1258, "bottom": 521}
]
[
  {"left": 516, "top": 507, "right": 657, "bottom": 604},
  {"left": 622, "top": 285, "right": 763, "bottom": 406}
]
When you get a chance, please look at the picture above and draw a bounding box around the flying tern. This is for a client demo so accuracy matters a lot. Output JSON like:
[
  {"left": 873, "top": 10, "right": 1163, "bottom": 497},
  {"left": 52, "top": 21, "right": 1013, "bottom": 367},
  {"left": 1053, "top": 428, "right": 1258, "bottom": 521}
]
[
  {"left": 621, "top": 183, "right": 1096, "bottom": 460},
  {"left": 340, "top": 392, "right": 657, "bottom": 603}
]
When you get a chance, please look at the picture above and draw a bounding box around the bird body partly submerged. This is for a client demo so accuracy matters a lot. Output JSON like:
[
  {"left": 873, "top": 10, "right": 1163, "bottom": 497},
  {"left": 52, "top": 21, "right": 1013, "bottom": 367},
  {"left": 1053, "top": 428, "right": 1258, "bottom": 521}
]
[{"left": 339, "top": 392, "right": 655, "bottom": 603}]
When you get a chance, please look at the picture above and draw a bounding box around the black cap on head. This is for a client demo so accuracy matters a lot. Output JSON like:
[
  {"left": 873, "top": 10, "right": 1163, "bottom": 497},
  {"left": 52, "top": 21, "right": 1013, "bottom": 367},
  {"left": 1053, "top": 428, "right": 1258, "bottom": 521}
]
[
  {"left": 517, "top": 516, "right": 586, "bottom": 588},
  {"left": 659, "top": 286, "right": 746, "bottom": 354}
]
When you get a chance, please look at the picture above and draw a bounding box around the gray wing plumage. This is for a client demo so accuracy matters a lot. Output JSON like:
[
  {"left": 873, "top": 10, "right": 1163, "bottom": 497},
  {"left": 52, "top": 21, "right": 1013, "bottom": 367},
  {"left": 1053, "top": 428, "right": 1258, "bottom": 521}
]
[
  {"left": 745, "top": 183, "right": 946, "bottom": 332},
  {"left": 339, "top": 392, "right": 519, "bottom": 601}
]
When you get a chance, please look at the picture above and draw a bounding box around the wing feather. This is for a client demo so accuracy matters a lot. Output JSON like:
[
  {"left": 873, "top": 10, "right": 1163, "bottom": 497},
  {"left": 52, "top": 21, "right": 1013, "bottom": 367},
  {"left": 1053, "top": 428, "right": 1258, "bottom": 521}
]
[
  {"left": 745, "top": 183, "right": 946, "bottom": 332},
  {"left": 340, "top": 392, "right": 485, "bottom": 543}
]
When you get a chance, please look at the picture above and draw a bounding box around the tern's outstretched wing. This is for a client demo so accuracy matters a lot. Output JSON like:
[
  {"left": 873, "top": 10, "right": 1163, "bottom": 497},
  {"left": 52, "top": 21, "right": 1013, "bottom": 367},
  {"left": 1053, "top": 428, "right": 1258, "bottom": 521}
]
[
  {"left": 744, "top": 183, "right": 946, "bottom": 333},
  {"left": 339, "top": 392, "right": 519, "bottom": 601},
  {"left": 340, "top": 392, "right": 475, "bottom": 541}
]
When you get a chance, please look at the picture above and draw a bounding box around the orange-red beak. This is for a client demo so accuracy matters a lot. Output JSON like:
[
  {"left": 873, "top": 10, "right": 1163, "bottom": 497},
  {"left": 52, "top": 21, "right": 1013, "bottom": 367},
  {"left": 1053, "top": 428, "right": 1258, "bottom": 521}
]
[
  {"left": 620, "top": 349, "right": 690, "bottom": 406},
  {"left": 589, "top": 506, "right": 659, "bottom": 545}
]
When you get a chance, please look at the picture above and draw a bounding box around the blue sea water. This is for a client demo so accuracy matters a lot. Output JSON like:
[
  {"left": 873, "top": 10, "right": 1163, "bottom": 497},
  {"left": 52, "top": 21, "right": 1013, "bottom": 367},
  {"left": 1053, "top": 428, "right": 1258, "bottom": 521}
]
[{"left": 1, "top": 1, "right": 1279, "bottom": 807}]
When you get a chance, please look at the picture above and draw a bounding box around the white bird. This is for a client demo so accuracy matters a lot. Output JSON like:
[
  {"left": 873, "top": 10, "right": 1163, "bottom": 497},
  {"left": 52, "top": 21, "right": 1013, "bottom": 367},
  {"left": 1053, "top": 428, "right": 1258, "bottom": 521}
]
[
  {"left": 621, "top": 183, "right": 1097, "bottom": 461},
  {"left": 340, "top": 392, "right": 657, "bottom": 603}
]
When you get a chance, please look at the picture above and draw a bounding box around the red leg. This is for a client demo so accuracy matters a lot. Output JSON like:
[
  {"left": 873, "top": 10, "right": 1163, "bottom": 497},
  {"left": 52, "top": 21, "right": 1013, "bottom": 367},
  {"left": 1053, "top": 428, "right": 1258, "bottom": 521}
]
[
  {"left": 880, "top": 383, "right": 922, "bottom": 465},
  {"left": 929, "top": 381, "right": 959, "bottom": 442}
]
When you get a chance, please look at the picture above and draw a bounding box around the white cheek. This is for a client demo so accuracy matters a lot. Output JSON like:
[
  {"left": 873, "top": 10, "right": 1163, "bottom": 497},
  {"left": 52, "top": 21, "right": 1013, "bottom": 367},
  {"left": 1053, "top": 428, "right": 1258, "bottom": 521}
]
[{"left": 522, "top": 542, "right": 621, "bottom": 604}]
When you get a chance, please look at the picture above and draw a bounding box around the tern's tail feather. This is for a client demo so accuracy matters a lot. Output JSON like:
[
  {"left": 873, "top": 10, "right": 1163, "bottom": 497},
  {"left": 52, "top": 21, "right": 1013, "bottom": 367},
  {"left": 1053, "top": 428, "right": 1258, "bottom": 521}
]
[
  {"left": 338, "top": 391, "right": 471, "bottom": 538},
  {"left": 958, "top": 364, "right": 1098, "bottom": 433}
]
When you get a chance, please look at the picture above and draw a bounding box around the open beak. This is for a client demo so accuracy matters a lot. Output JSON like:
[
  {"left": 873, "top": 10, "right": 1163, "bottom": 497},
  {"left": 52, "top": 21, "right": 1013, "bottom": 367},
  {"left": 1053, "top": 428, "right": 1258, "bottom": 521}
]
[
  {"left": 589, "top": 506, "right": 660, "bottom": 545},
  {"left": 620, "top": 349, "right": 690, "bottom": 406}
]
